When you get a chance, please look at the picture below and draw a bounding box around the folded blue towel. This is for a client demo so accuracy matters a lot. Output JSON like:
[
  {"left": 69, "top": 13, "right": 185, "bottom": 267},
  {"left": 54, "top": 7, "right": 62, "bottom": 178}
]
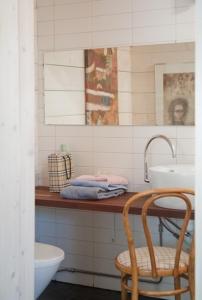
[
  {"left": 60, "top": 185, "right": 125, "bottom": 200},
  {"left": 69, "top": 179, "right": 128, "bottom": 191}
]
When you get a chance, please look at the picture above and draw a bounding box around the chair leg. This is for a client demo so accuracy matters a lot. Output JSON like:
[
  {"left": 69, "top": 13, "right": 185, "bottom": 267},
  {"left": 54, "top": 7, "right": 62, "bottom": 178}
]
[
  {"left": 131, "top": 275, "right": 138, "bottom": 300},
  {"left": 121, "top": 286, "right": 127, "bottom": 300},
  {"left": 189, "top": 274, "right": 195, "bottom": 300},
  {"left": 121, "top": 273, "right": 128, "bottom": 300},
  {"left": 174, "top": 277, "right": 181, "bottom": 300},
  {"left": 188, "top": 237, "right": 195, "bottom": 300},
  {"left": 131, "top": 290, "right": 138, "bottom": 300}
]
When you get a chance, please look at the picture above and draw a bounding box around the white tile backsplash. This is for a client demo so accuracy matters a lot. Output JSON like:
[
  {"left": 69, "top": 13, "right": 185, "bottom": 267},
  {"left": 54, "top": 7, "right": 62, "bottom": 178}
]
[
  {"left": 92, "top": 0, "right": 132, "bottom": 16},
  {"left": 57, "top": 237, "right": 94, "bottom": 256},
  {"left": 133, "top": 126, "right": 177, "bottom": 138},
  {"left": 55, "top": 208, "right": 93, "bottom": 226},
  {"left": 38, "top": 220, "right": 56, "bottom": 236},
  {"left": 37, "top": 6, "right": 54, "bottom": 21},
  {"left": 93, "top": 227, "right": 115, "bottom": 243},
  {"left": 93, "top": 212, "right": 115, "bottom": 229},
  {"left": 176, "top": 138, "right": 195, "bottom": 155},
  {"left": 55, "top": 125, "right": 94, "bottom": 137},
  {"left": 56, "top": 136, "right": 93, "bottom": 152},
  {"left": 92, "top": 29, "right": 133, "bottom": 47},
  {"left": 133, "top": 0, "right": 175, "bottom": 12},
  {"left": 93, "top": 258, "right": 118, "bottom": 275},
  {"left": 62, "top": 253, "right": 93, "bottom": 271},
  {"left": 38, "top": 136, "right": 55, "bottom": 151},
  {"left": 55, "top": 17, "right": 91, "bottom": 34},
  {"left": 37, "top": 0, "right": 53, "bottom": 7},
  {"left": 93, "top": 137, "right": 133, "bottom": 154},
  {"left": 133, "top": 9, "right": 175, "bottom": 28},
  {"left": 35, "top": 0, "right": 195, "bottom": 293},
  {"left": 94, "top": 152, "right": 133, "bottom": 169},
  {"left": 54, "top": 2, "right": 92, "bottom": 20},
  {"left": 70, "top": 151, "right": 93, "bottom": 167},
  {"left": 56, "top": 223, "right": 94, "bottom": 241},
  {"left": 176, "top": 126, "right": 195, "bottom": 139},
  {"left": 93, "top": 126, "right": 133, "bottom": 138},
  {"left": 54, "top": 32, "right": 92, "bottom": 50},
  {"left": 175, "top": 0, "right": 194, "bottom": 7},
  {"left": 37, "top": 35, "right": 54, "bottom": 50},
  {"left": 175, "top": 5, "right": 195, "bottom": 24},
  {"left": 94, "top": 243, "right": 125, "bottom": 259},
  {"left": 133, "top": 25, "right": 175, "bottom": 45},
  {"left": 175, "top": 22, "right": 195, "bottom": 42},
  {"left": 37, "top": 21, "right": 54, "bottom": 36}
]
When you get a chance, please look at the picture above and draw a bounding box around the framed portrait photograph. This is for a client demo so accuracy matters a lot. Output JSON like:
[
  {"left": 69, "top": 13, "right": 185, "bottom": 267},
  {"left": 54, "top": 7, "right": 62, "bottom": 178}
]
[{"left": 155, "top": 63, "right": 195, "bottom": 126}]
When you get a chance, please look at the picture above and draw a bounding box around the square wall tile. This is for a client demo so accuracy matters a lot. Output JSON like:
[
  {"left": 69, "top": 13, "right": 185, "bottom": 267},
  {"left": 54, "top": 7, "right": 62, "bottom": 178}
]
[
  {"left": 93, "top": 0, "right": 132, "bottom": 16},
  {"left": 92, "top": 13, "right": 132, "bottom": 31},
  {"left": 175, "top": 22, "right": 195, "bottom": 42},
  {"left": 133, "top": 9, "right": 175, "bottom": 28},
  {"left": 54, "top": 2, "right": 92, "bottom": 20},
  {"left": 93, "top": 137, "right": 133, "bottom": 154},
  {"left": 37, "top": 36, "right": 54, "bottom": 50},
  {"left": 55, "top": 208, "right": 93, "bottom": 226},
  {"left": 133, "top": 0, "right": 175, "bottom": 11},
  {"left": 175, "top": 6, "right": 195, "bottom": 24},
  {"left": 56, "top": 223, "right": 93, "bottom": 241},
  {"left": 94, "top": 152, "right": 133, "bottom": 169},
  {"left": 93, "top": 126, "right": 133, "bottom": 138},
  {"left": 56, "top": 136, "right": 93, "bottom": 152},
  {"left": 37, "top": 0, "right": 53, "bottom": 7},
  {"left": 92, "top": 29, "right": 132, "bottom": 48},
  {"left": 93, "top": 212, "right": 114, "bottom": 229},
  {"left": 37, "top": 21, "right": 54, "bottom": 36},
  {"left": 37, "top": 6, "right": 54, "bottom": 21},
  {"left": 55, "top": 33, "right": 92, "bottom": 50},
  {"left": 133, "top": 25, "right": 175, "bottom": 45},
  {"left": 55, "top": 18, "right": 91, "bottom": 35}
]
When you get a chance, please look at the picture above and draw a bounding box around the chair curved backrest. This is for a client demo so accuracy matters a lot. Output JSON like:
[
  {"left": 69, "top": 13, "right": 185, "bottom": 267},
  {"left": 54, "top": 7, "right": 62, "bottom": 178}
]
[{"left": 123, "top": 188, "right": 194, "bottom": 281}]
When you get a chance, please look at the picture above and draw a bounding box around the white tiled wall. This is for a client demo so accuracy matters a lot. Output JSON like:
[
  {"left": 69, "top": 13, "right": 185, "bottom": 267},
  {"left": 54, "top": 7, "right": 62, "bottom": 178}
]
[
  {"left": 37, "top": 125, "right": 194, "bottom": 191},
  {"left": 35, "top": 206, "right": 193, "bottom": 300},
  {"left": 35, "top": 0, "right": 195, "bottom": 298}
]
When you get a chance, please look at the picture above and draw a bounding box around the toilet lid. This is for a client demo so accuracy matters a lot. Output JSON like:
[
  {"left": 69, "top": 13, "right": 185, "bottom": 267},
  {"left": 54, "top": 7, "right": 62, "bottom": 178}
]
[{"left": 35, "top": 242, "right": 64, "bottom": 268}]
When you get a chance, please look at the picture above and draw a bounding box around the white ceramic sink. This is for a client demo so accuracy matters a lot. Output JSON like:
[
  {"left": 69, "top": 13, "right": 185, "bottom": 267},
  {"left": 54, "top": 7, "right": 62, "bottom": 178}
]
[{"left": 149, "top": 164, "right": 195, "bottom": 210}]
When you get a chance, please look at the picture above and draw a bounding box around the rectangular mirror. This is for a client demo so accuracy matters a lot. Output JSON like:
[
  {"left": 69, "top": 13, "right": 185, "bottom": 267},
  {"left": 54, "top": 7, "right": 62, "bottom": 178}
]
[{"left": 44, "top": 42, "right": 194, "bottom": 126}]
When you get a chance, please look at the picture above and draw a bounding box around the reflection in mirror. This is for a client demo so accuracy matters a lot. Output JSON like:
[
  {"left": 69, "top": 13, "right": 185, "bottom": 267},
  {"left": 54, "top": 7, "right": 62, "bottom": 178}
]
[
  {"left": 44, "top": 50, "right": 85, "bottom": 125},
  {"left": 44, "top": 42, "right": 194, "bottom": 126}
]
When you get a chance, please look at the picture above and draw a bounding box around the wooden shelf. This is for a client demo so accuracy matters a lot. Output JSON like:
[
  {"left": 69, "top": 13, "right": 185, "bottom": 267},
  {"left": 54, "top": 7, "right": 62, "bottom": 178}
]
[{"left": 36, "top": 186, "right": 194, "bottom": 219}]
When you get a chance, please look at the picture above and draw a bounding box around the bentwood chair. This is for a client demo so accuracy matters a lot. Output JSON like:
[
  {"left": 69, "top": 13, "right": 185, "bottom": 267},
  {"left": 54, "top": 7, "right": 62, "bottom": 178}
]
[{"left": 115, "top": 188, "right": 195, "bottom": 300}]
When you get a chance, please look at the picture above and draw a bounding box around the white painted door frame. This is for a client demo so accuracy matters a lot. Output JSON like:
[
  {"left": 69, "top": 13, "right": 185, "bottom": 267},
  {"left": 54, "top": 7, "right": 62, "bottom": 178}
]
[
  {"left": 196, "top": 1, "right": 202, "bottom": 299},
  {"left": 0, "top": 0, "right": 35, "bottom": 299}
]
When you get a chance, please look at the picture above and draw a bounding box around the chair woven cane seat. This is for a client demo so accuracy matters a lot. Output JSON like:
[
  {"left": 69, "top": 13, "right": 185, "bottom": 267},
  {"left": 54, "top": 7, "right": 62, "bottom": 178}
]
[{"left": 117, "top": 246, "right": 189, "bottom": 272}]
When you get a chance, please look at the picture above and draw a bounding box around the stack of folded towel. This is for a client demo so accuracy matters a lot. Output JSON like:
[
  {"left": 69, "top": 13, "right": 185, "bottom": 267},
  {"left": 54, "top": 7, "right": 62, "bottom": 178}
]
[{"left": 60, "top": 174, "right": 128, "bottom": 200}]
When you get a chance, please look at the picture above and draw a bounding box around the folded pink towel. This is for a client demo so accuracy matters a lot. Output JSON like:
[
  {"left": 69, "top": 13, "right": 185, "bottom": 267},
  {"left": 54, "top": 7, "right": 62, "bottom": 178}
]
[{"left": 76, "top": 174, "right": 128, "bottom": 185}]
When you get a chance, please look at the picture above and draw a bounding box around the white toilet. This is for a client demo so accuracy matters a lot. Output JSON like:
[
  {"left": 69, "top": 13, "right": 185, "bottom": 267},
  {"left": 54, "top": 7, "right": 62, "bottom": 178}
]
[{"left": 35, "top": 242, "right": 65, "bottom": 299}]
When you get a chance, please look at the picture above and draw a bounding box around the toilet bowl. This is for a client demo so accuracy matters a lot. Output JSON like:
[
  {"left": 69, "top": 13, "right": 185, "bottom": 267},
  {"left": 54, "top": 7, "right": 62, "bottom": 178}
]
[{"left": 35, "top": 242, "right": 64, "bottom": 299}]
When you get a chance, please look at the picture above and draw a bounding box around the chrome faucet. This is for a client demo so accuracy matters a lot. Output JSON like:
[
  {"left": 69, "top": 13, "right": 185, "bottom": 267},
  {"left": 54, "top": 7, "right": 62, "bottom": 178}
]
[{"left": 144, "top": 134, "right": 176, "bottom": 183}]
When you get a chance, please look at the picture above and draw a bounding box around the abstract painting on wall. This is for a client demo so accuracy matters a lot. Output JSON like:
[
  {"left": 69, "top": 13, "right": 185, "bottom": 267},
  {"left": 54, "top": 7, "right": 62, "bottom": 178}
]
[
  {"left": 84, "top": 48, "right": 118, "bottom": 125},
  {"left": 155, "top": 63, "right": 195, "bottom": 126}
]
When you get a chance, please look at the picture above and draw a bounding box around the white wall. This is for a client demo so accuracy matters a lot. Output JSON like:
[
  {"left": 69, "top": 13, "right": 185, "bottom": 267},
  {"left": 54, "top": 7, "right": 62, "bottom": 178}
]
[
  {"left": 35, "top": 0, "right": 195, "bottom": 298},
  {"left": 0, "top": 0, "right": 35, "bottom": 299},
  {"left": 36, "top": 0, "right": 195, "bottom": 188}
]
